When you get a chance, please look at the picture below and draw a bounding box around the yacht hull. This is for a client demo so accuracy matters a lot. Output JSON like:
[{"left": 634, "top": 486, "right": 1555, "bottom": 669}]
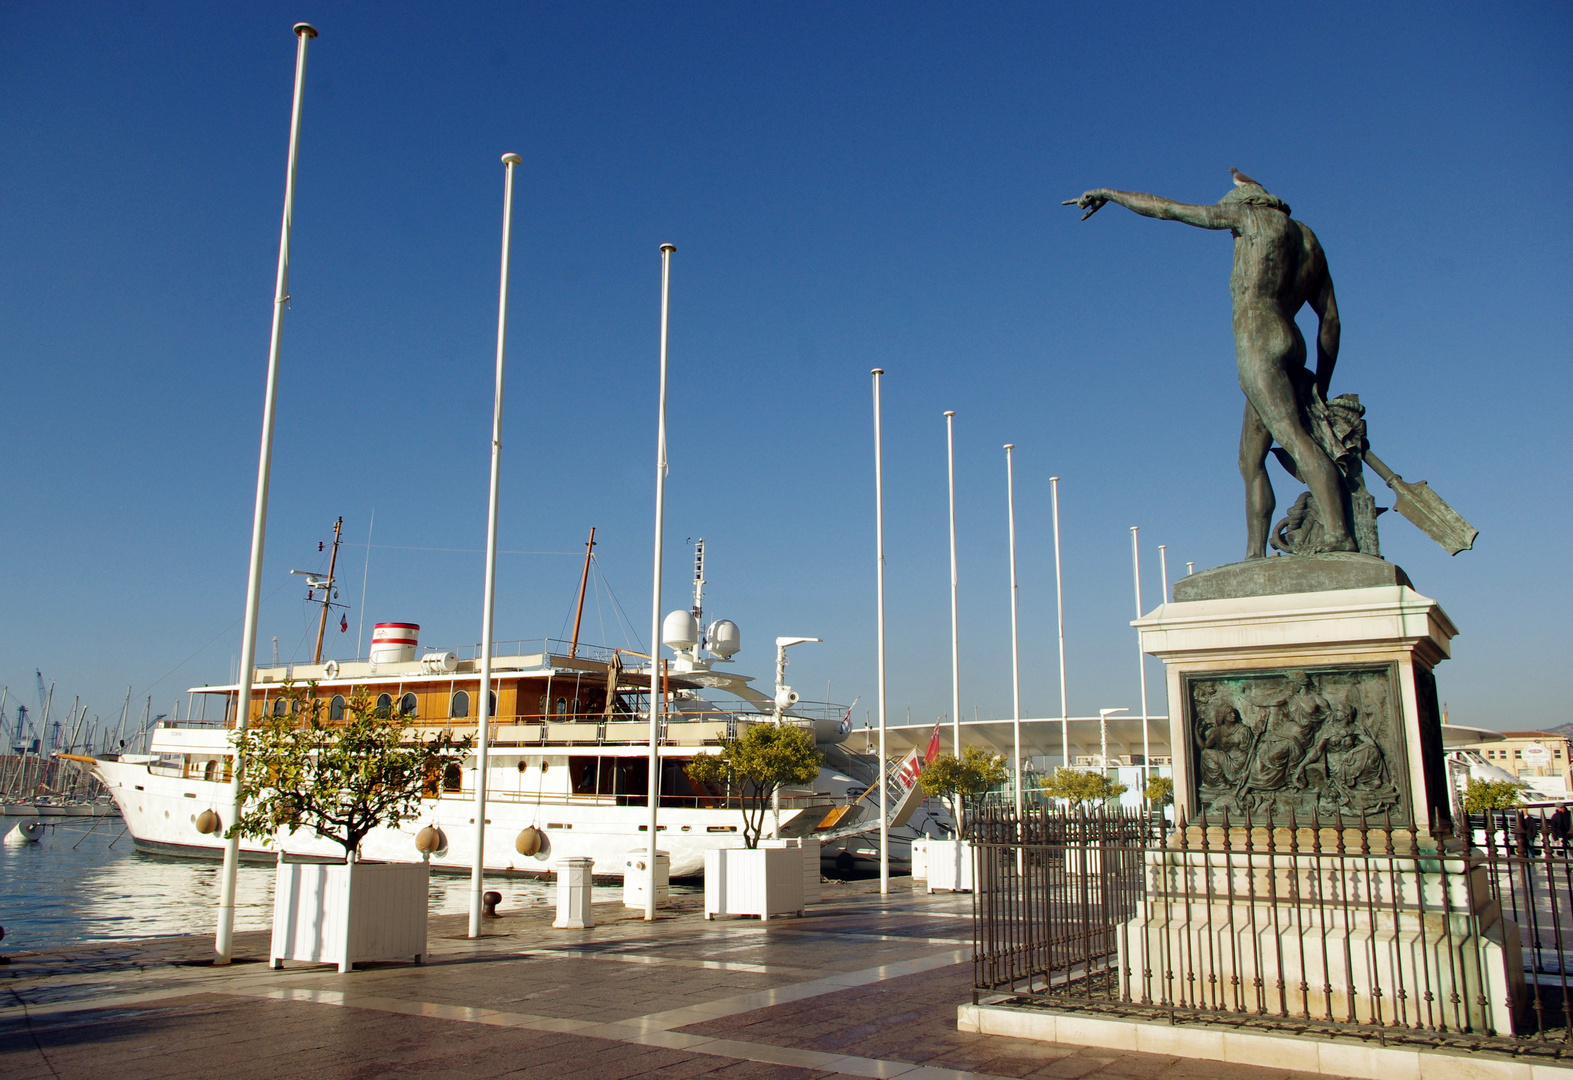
[{"left": 90, "top": 756, "right": 909, "bottom": 878}]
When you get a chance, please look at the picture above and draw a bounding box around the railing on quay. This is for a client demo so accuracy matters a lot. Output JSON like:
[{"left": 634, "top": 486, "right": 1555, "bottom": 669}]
[{"left": 971, "top": 802, "right": 1572, "bottom": 1059}]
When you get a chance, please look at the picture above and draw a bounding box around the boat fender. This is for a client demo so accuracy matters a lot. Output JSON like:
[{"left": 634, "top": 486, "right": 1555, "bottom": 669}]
[
  {"left": 515, "top": 826, "right": 542, "bottom": 856},
  {"left": 4, "top": 821, "right": 43, "bottom": 844},
  {"left": 194, "top": 809, "right": 222, "bottom": 835},
  {"left": 415, "top": 825, "right": 447, "bottom": 856}
]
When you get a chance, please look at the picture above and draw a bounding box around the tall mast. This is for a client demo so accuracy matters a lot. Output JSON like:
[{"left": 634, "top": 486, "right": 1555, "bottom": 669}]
[
  {"left": 568, "top": 527, "right": 597, "bottom": 659},
  {"left": 468, "top": 151, "right": 523, "bottom": 940},
  {"left": 312, "top": 516, "right": 344, "bottom": 664},
  {"left": 645, "top": 242, "right": 676, "bottom": 922},
  {"left": 215, "top": 22, "right": 316, "bottom": 965}
]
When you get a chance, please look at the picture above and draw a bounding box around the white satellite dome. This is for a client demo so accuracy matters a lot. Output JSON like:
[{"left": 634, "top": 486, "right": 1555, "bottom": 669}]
[
  {"left": 707, "top": 619, "right": 741, "bottom": 659},
  {"left": 662, "top": 609, "right": 700, "bottom": 651}
]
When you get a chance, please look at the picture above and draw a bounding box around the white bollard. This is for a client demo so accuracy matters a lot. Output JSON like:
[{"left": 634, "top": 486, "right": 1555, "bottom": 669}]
[
  {"left": 622, "top": 849, "right": 669, "bottom": 909},
  {"left": 553, "top": 857, "right": 594, "bottom": 929}
]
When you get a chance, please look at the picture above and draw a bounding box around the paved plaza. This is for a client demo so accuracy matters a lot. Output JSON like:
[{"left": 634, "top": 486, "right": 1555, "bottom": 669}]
[{"left": 1, "top": 877, "right": 1355, "bottom": 1080}]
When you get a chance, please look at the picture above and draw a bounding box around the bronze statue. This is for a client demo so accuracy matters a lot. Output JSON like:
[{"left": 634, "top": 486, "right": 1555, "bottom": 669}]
[{"left": 1065, "top": 174, "right": 1356, "bottom": 559}]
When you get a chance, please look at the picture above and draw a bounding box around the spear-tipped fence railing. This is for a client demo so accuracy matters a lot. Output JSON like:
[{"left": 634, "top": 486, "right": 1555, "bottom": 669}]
[{"left": 971, "top": 802, "right": 1571, "bottom": 1059}]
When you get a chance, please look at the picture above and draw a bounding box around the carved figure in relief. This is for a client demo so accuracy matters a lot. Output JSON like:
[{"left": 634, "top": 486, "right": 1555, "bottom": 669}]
[
  {"left": 1235, "top": 672, "right": 1329, "bottom": 810},
  {"left": 1196, "top": 699, "right": 1254, "bottom": 792},
  {"left": 1297, "top": 702, "right": 1399, "bottom": 816}
]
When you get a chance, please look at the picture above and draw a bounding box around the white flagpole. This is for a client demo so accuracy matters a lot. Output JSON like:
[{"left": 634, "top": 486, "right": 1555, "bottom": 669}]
[
  {"left": 1050, "top": 477, "right": 1068, "bottom": 773},
  {"left": 468, "top": 152, "right": 522, "bottom": 939},
  {"left": 1005, "top": 444, "right": 1021, "bottom": 817},
  {"left": 645, "top": 243, "right": 676, "bottom": 921},
  {"left": 944, "top": 411, "right": 960, "bottom": 758},
  {"left": 1130, "top": 526, "right": 1151, "bottom": 791},
  {"left": 872, "top": 369, "right": 888, "bottom": 895},
  {"left": 1159, "top": 544, "right": 1169, "bottom": 603},
  {"left": 215, "top": 22, "right": 316, "bottom": 965}
]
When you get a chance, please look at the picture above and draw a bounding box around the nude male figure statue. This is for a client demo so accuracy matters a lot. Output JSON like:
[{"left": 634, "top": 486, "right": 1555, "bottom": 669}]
[{"left": 1065, "top": 176, "right": 1355, "bottom": 558}]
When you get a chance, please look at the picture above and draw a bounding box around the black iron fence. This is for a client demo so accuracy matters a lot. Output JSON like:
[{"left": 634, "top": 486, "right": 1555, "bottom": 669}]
[{"left": 972, "top": 803, "right": 1571, "bottom": 1058}]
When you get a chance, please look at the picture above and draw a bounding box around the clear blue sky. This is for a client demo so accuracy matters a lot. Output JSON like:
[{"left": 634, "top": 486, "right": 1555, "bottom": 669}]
[{"left": 2, "top": 3, "right": 1568, "bottom": 740}]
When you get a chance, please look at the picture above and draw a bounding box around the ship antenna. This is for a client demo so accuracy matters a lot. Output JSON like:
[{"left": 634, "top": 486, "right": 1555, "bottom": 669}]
[{"left": 691, "top": 538, "right": 705, "bottom": 628}]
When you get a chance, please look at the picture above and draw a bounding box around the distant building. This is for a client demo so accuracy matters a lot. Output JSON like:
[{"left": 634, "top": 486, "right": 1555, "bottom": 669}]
[{"left": 1457, "top": 731, "right": 1572, "bottom": 800}]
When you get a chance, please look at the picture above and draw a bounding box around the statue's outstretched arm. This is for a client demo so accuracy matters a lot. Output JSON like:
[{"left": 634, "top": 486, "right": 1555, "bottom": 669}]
[{"left": 1064, "top": 189, "right": 1237, "bottom": 230}]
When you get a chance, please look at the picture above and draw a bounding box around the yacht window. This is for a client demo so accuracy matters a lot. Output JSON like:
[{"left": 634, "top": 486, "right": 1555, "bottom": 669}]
[
  {"left": 400, "top": 693, "right": 418, "bottom": 717},
  {"left": 272, "top": 698, "right": 288, "bottom": 717},
  {"left": 203, "top": 760, "right": 218, "bottom": 782},
  {"left": 376, "top": 693, "right": 393, "bottom": 714},
  {"left": 450, "top": 690, "right": 470, "bottom": 718},
  {"left": 329, "top": 695, "right": 346, "bottom": 721},
  {"left": 556, "top": 697, "right": 568, "bottom": 717},
  {"left": 442, "top": 763, "right": 462, "bottom": 792}
]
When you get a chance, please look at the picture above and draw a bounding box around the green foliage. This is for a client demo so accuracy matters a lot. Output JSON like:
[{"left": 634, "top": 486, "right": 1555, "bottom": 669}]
[
  {"left": 1039, "top": 767, "right": 1128, "bottom": 807},
  {"left": 228, "top": 685, "right": 470, "bottom": 860},
  {"left": 1462, "top": 777, "right": 1524, "bottom": 813},
  {"left": 919, "top": 747, "right": 1008, "bottom": 833},
  {"left": 684, "top": 721, "right": 823, "bottom": 848},
  {"left": 1143, "top": 776, "right": 1174, "bottom": 806}
]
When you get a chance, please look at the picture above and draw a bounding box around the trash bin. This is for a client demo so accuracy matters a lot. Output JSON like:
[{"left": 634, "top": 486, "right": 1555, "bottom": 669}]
[{"left": 622, "top": 849, "right": 669, "bottom": 909}]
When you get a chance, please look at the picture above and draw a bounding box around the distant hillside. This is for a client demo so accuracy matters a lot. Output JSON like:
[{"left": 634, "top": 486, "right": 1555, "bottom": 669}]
[{"left": 1546, "top": 722, "right": 1573, "bottom": 739}]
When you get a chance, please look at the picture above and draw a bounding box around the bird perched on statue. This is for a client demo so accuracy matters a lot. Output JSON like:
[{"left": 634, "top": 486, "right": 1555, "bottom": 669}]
[{"left": 1230, "top": 167, "right": 1260, "bottom": 187}]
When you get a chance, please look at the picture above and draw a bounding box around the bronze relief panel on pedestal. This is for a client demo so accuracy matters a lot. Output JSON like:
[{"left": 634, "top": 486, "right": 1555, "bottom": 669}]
[{"left": 1183, "top": 665, "right": 1409, "bottom": 825}]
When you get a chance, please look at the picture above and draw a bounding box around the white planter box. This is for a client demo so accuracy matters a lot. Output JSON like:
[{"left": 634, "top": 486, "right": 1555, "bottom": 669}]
[
  {"left": 763, "top": 837, "right": 821, "bottom": 904},
  {"left": 911, "top": 838, "right": 929, "bottom": 879},
  {"left": 270, "top": 860, "right": 429, "bottom": 972},
  {"left": 927, "top": 838, "right": 973, "bottom": 893},
  {"left": 704, "top": 846, "right": 804, "bottom": 920},
  {"left": 622, "top": 848, "right": 670, "bottom": 909}
]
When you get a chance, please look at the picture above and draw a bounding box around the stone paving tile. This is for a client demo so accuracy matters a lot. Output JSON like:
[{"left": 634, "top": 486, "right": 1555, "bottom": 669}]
[
  {"left": 0, "top": 875, "right": 1373, "bottom": 1080},
  {"left": 674, "top": 962, "right": 1357, "bottom": 1080},
  {"left": 0, "top": 993, "right": 735, "bottom": 1080}
]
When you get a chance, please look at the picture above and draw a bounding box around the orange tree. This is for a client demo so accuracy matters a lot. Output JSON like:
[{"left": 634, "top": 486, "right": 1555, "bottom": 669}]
[{"left": 228, "top": 685, "right": 469, "bottom": 861}]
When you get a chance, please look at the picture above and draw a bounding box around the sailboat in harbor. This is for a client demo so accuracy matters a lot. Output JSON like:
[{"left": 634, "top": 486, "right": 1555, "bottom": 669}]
[{"left": 77, "top": 536, "right": 946, "bottom": 877}]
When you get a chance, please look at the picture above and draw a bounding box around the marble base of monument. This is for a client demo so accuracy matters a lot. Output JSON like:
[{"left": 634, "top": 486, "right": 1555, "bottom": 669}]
[
  {"left": 1116, "top": 832, "right": 1522, "bottom": 1033},
  {"left": 1130, "top": 581, "right": 1526, "bottom": 1034}
]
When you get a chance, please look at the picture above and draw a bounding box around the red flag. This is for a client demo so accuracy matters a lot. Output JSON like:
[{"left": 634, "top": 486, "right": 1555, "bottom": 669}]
[
  {"left": 339, "top": 615, "right": 348, "bottom": 633},
  {"left": 924, "top": 719, "right": 942, "bottom": 764},
  {"left": 896, "top": 749, "right": 923, "bottom": 790}
]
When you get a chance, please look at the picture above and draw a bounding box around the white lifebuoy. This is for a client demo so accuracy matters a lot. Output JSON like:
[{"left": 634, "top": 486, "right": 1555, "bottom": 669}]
[{"left": 323, "top": 660, "right": 339, "bottom": 678}]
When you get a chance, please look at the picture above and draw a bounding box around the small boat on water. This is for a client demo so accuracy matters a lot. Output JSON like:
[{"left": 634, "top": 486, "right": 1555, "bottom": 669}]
[
  {"left": 0, "top": 799, "right": 116, "bottom": 818},
  {"left": 78, "top": 548, "right": 944, "bottom": 877}
]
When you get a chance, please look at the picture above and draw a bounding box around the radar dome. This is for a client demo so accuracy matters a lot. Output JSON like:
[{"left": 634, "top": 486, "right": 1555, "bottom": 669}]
[
  {"left": 707, "top": 619, "right": 741, "bottom": 659},
  {"left": 662, "top": 609, "right": 700, "bottom": 651}
]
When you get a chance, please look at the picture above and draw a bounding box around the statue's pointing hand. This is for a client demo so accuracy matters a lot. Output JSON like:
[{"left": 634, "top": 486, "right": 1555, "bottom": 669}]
[{"left": 1063, "top": 190, "right": 1110, "bottom": 220}]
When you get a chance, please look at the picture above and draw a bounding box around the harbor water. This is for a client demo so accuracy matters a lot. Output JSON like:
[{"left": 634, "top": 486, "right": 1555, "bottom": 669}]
[{"left": 0, "top": 813, "right": 629, "bottom": 953}]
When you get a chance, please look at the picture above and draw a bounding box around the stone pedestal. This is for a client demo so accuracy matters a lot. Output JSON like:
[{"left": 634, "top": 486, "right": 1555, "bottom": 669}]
[
  {"left": 1129, "top": 577, "right": 1525, "bottom": 1034},
  {"left": 1137, "top": 582, "right": 1455, "bottom": 833},
  {"left": 553, "top": 857, "right": 594, "bottom": 929}
]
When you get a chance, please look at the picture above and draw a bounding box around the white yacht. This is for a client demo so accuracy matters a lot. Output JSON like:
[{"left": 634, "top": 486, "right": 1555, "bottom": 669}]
[{"left": 78, "top": 550, "right": 942, "bottom": 877}]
